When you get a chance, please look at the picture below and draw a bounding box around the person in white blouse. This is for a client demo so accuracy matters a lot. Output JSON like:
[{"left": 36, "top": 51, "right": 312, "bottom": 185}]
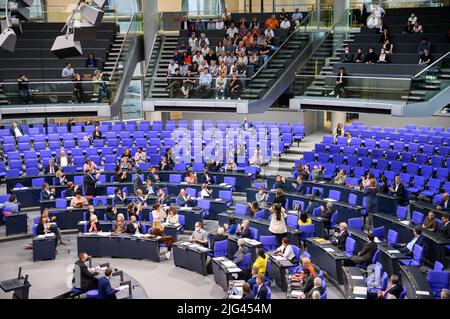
[
  {"left": 188, "top": 32, "right": 197, "bottom": 48},
  {"left": 200, "top": 183, "right": 213, "bottom": 199},
  {"left": 269, "top": 203, "right": 288, "bottom": 246},
  {"left": 151, "top": 203, "right": 166, "bottom": 223},
  {"left": 275, "top": 237, "right": 295, "bottom": 262},
  {"left": 216, "top": 17, "right": 225, "bottom": 30},
  {"left": 134, "top": 147, "right": 147, "bottom": 165},
  {"left": 280, "top": 17, "right": 291, "bottom": 29},
  {"left": 166, "top": 208, "right": 180, "bottom": 225}
]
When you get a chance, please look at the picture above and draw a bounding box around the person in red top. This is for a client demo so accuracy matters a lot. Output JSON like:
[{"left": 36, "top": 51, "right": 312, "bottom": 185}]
[{"left": 265, "top": 14, "right": 279, "bottom": 29}]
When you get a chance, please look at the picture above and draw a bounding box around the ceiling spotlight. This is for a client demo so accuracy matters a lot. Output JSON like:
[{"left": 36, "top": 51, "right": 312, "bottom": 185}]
[
  {"left": 0, "top": 27, "right": 17, "bottom": 52},
  {"left": 80, "top": 4, "right": 104, "bottom": 27},
  {"left": 51, "top": 33, "right": 82, "bottom": 59}
]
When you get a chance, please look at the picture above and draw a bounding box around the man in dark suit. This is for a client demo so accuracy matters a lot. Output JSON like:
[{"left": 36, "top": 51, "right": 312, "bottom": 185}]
[
  {"left": 40, "top": 183, "right": 56, "bottom": 200},
  {"left": 350, "top": 233, "right": 378, "bottom": 265},
  {"left": 98, "top": 268, "right": 118, "bottom": 300},
  {"left": 440, "top": 213, "right": 450, "bottom": 239},
  {"left": 398, "top": 227, "right": 427, "bottom": 256},
  {"left": 305, "top": 196, "right": 320, "bottom": 215},
  {"left": 177, "top": 189, "right": 193, "bottom": 207},
  {"left": 300, "top": 267, "right": 315, "bottom": 295},
  {"left": 292, "top": 175, "right": 307, "bottom": 195},
  {"left": 83, "top": 167, "right": 100, "bottom": 197},
  {"left": 241, "top": 283, "right": 255, "bottom": 299},
  {"left": 389, "top": 175, "right": 407, "bottom": 206},
  {"left": 10, "top": 122, "right": 24, "bottom": 137},
  {"left": 133, "top": 169, "right": 145, "bottom": 195},
  {"left": 44, "top": 159, "right": 57, "bottom": 174},
  {"left": 147, "top": 166, "right": 160, "bottom": 184},
  {"left": 305, "top": 277, "right": 324, "bottom": 299},
  {"left": 236, "top": 219, "right": 251, "bottom": 238},
  {"left": 199, "top": 167, "right": 213, "bottom": 184},
  {"left": 377, "top": 275, "right": 403, "bottom": 299},
  {"left": 436, "top": 193, "right": 450, "bottom": 212},
  {"left": 156, "top": 188, "right": 170, "bottom": 206},
  {"left": 180, "top": 15, "right": 192, "bottom": 30},
  {"left": 328, "top": 67, "right": 348, "bottom": 97},
  {"left": 210, "top": 227, "right": 228, "bottom": 248},
  {"left": 332, "top": 222, "right": 349, "bottom": 250},
  {"left": 255, "top": 275, "right": 269, "bottom": 300},
  {"left": 73, "top": 252, "right": 99, "bottom": 292}
]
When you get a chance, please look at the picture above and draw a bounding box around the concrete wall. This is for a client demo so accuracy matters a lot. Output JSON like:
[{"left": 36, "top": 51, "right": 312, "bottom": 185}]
[
  {"left": 143, "top": 0, "right": 159, "bottom": 68},
  {"left": 158, "top": 0, "right": 181, "bottom": 12}
]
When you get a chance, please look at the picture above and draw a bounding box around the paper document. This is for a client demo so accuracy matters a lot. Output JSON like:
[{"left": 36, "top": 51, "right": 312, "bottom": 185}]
[
  {"left": 221, "top": 261, "right": 236, "bottom": 268},
  {"left": 227, "top": 267, "right": 242, "bottom": 273},
  {"left": 215, "top": 198, "right": 222, "bottom": 202},
  {"left": 324, "top": 247, "right": 335, "bottom": 253},
  {"left": 415, "top": 290, "right": 430, "bottom": 296},
  {"left": 351, "top": 276, "right": 364, "bottom": 280},
  {"left": 387, "top": 250, "right": 400, "bottom": 254},
  {"left": 400, "top": 220, "right": 410, "bottom": 225},
  {"left": 353, "top": 286, "right": 367, "bottom": 295},
  {"left": 219, "top": 183, "right": 227, "bottom": 187},
  {"left": 273, "top": 255, "right": 286, "bottom": 261},
  {"left": 290, "top": 291, "right": 302, "bottom": 298},
  {"left": 324, "top": 198, "right": 337, "bottom": 202}
]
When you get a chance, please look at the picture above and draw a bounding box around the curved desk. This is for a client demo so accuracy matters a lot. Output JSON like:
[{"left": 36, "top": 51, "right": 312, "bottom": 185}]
[
  {"left": 246, "top": 188, "right": 362, "bottom": 224},
  {"left": 173, "top": 241, "right": 211, "bottom": 276},
  {"left": 212, "top": 257, "right": 242, "bottom": 291},
  {"left": 373, "top": 212, "right": 450, "bottom": 266},
  {"left": 77, "top": 233, "right": 161, "bottom": 262},
  {"left": 342, "top": 266, "right": 367, "bottom": 299},
  {"left": 347, "top": 228, "right": 407, "bottom": 276},
  {"left": 399, "top": 265, "right": 434, "bottom": 299}
]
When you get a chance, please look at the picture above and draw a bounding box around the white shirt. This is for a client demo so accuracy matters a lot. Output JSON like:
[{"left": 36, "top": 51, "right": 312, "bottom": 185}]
[
  {"left": 227, "top": 27, "right": 239, "bottom": 38},
  {"left": 188, "top": 37, "right": 198, "bottom": 48},
  {"left": 264, "top": 29, "right": 274, "bottom": 38},
  {"left": 200, "top": 189, "right": 212, "bottom": 198},
  {"left": 278, "top": 244, "right": 295, "bottom": 261},
  {"left": 408, "top": 16, "right": 417, "bottom": 24},
  {"left": 168, "top": 63, "right": 179, "bottom": 76},
  {"left": 60, "top": 156, "right": 68, "bottom": 167},
  {"left": 215, "top": 21, "right": 224, "bottom": 30},
  {"left": 280, "top": 20, "right": 291, "bottom": 29},
  {"left": 14, "top": 128, "right": 23, "bottom": 137}
]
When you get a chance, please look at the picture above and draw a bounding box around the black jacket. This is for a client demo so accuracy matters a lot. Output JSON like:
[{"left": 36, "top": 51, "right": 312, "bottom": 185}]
[
  {"left": 40, "top": 189, "right": 55, "bottom": 200},
  {"left": 385, "top": 284, "right": 403, "bottom": 299},
  {"left": 302, "top": 275, "right": 315, "bottom": 295},
  {"left": 237, "top": 227, "right": 251, "bottom": 239},
  {"left": 255, "top": 284, "right": 268, "bottom": 299},
  {"left": 10, "top": 126, "right": 24, "bottom": 137},
  {"left": 335, "top": 72, "right": 348, "bottom": 87},
  {"left": 199, "top": 173, "right": 213, "bottom": 184},
  {"left": 74, "top": 260, "right": 98, "bottom": 291},
  {"left": 44, "top": 165, "right": 57, "bottom": 174},
  {"left": 126, "top": 222, "right": 143, "bottom": 235},
  {"left": 358, "top": 241, "right": 378, "bottom": 264},
  {"left": 441, "top": 221, "right": 450, "bottom": 239},
  {"left": 334, "top": 230, "right": 349, "bottom": 250},
  {"left": 83, "top": 173, "right": 97, "bottom": 196},
  {"left": 392, "top": 183, "right": 407, "bottom": 205},
  {"left": 242, "top": 292, "right": 255, "bottom": 299}
]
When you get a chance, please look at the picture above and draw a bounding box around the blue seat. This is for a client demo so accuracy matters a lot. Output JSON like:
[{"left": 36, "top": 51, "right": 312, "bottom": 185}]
[
  {"left": 411, "top": 211, "right": 425, "bottom": 225},
  {"left": 211, "top": 239, "right": 228, "bottom": 257},
  {"left": 427, "top": 270, "right": 449, "bottom": 298},
  {"left": 348, "top": 218, "right": 363, "bottom": 231},
  {"left": 169, "top": 174, "right": 182, "bottom": 183},
  {"left": 399, "top": 244, "right": 424, "bottom": 266},
  {"left": 387, "top": 229, "right": 398, "bottom": 246},
  {"left": 396, "top": 206, "right": 408, "bottom": 220},
  {"left": 372, "top": 226, "right": 385, "bottom": 240},
  {"left": 345, "top": 237, "right": 356, "bottom": 257},
  {"left": 86, "top": 289, "right": 99, "bottom": 299},
  {"left": 235, "top": 203, "right": 248, "bottom": 216},
  {"left": 259, "top": 235, "right": 277, "bottom": 251}
]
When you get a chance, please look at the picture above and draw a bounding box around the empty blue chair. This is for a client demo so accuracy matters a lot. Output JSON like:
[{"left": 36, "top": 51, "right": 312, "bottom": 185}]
[
  {"left": 348, "top": 218, "right": 363, "bottom": 231},
  {"left": 55, "top": 198, "right": 67, "bottom": 208},
  {"left": 249, "top": 227, "right": 259, "bottom": 240},
  {"left": 328, "top": 190, "right": 341, "bottom": 201},
  {"left": 286, "top": 214, "right": 299, "bottom": 227},
  {"left": 169, "top": 174, "right": 182, "bottom": 183},
  {"left": 433, "top": 261, "right": 444, "bottom": 271},
  {"left": 223, "top": 176, "right": 236, "bottom": 190},
  {"left": 411, "top": 211, "right": 425, "bottom": 225},
  {"left": 235, "top": 203, "right": 248, "bottom": 216},
  {"left": 372, "top": 226, "right": 385, "bottom": 240},
  {"left": 211, "top": 239, "right": 228, "bottom": 257},
  {"left": 387, "top": 230, "right": 398, "bottom": 246},
  {"left": 420, "top": 178, "right": 442, "bottom": 197},
  {"left": 197, "top": 199, "right": 210, "bottom": 217},
  {"left": 298, "top": 224, "right": 315, "bottom": 240},
  {"left": 32, "top": 178, "right": 45, "bottom": 188},
  {"left": 396, "top": 206, "right": 408, "bottom": 220},
  {"left": 345, "top": 237, "right": 356, "bottom": 257},
  {"left": 260, "top": 235, "right": 277, "bottom": 251},
  {"left": 399, "top": 244, "right": 424, "bottom": 266}
]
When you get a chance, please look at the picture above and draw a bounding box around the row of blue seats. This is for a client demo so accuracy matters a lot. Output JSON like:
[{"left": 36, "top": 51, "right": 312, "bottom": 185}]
[{"left": 321, "top": 136, "right": 450, "bottom": 156}]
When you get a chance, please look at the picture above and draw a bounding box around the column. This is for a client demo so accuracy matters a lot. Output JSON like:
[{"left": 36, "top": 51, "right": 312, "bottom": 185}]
[
  {"left": 333, "top": 0, "right": 349, "bottom": 26},
  {"left": 330, "top": 112, "right": 347, "bottom": 133}
]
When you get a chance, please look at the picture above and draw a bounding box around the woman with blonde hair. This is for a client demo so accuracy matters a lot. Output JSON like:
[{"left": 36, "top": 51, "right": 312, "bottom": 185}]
[
  {"left": 113, "top": 213, "right": 126, "bottom": 233},
  {"left": 88, "top": 214, "right": 101, "bottom": 233}
]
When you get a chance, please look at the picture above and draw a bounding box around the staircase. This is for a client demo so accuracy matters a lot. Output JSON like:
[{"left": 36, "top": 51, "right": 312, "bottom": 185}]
[
  {"left": 401, "top": 67, "right": 450, "bottom": 102},
  {"left": 294, "top": 32, "right": 353, "bottom": 96},
  {"left": 145, "top": 34, "right": 179, "bottom": 98},
  {"left": 241, "top": 33, "right": 310, "bottom": 99},
  {"left": 0, "top": 85, "right": 8, "bottom": 105}
]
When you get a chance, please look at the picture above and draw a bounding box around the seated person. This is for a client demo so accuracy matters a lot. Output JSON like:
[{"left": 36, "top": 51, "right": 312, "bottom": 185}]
[
  {"left": 333, "top": 169, "right": 347, "bottom": 185},
  {"left": 440, "top": 213, "right": 450, "bottom": 239},
  {"left": 292, "top": 175, "right": 307, "bottom": 195},
  {"left": 331, "top": 222, "right": 349, "bottom": 250},
  {"left": 155, "top": 188, "right": 170, "bottom": 206},
  {"left": 350, "top": 233, "right": 377, "bottom": 266},
  {"left": 113, "top": 187, "right": 126, "bottom": 205},
  {"left": 311, "top": 165, "right": 325, "bottom": 182},
  {"left": 185, "top": 171, "right": 198, "bottom": 184},
  {"left": 112, "top": 213, "right": 126, "bottom": 234},
  {"left": 88, "top": 214, "right": 102, "bottom": 233},
  {"left": 254, "top": 275, "right": 269, "bottom": 300},
  {"left": 55, "top": 170, "right": 68, "bottom": 186},
  {"left": 302, "top": 277, "right": 324, "bottom": 299},
  {"left": 113, "top": 167, "right": 127, "bottom": 183},
  {"left": 396, "top": 227, "right": 427, "bottom": 256},
  {"left": 436, "top": 193, "right": 449, "bottom": 212},
  {"left": 247, "top": 266, "right": 266, "bottom": 290},
  {"left": 151, "top": 221, "right": 175, "bottom": 259},
  {"left": 233, "top": 239, "right": 250, "bottom": 267},
  {"left": 252, "top": 249, "right": 269, "bottom": 276},
  {"left": 118, "top": 156, "right": 133, "bottom": 171},
  {"left": 189, "top": 222, "right": 208, "bottom": 246},
  {"left": 151, "top": 203, "right": 167, "bottom": 223},
  {"left": 126, "top": 215, "right": 143, "bottom": 235},
  {"left": 275, "top": 237, "right": 295, "bottom": 263},
  {"left": 292, "top": 267, "right": 314, "bottom": 295},
  {"left": 41, "top": 183, "right": 56, "bottom": 200},
  {"left": 255, "top": 186, "right": 268, "bottom": 207},
  {"left": 248, "top": 202, "right": 260, "bottom": 217},
  {"left": 70, "top": 190, "right": 89, "bottom": 208},
  {"left": 236, "top": 219, "right": 251, "bottom": 238},
  {"left": 342, "top": 47, "right": 353, "bottom": 62},
  {"left": 37, "top": 208, "right": 66, "bottom": 245},
  {"left": 127, "top": 202, "right": 140, "bottom": 219},
  {"left": 274, "top": 175, "right": 286, "bottom": 190},
  {"left": 224, "top": 158, "right": 237, "bottom": 171},
  {"left": 145, "top": 179, "right": 156, "bottom": 195},
  {"left": 199, "top": 167, "right": 213, "bottom": 184},
  {"left": 147, "top": 166, "right": 160, "bottom": 183},
  {"left": 105, "top": 205, "right": 117, "bottom": 221},
  {"left": 365, "top": 48, "right": 377, "bottom": 64},
  {"left": 210, "top": 226, "right": 228, "bottom": 248},
  {"left": 328, "top": 67, "right": 348, "bottom": 97},
  {"left": 134, "top": 147, "right": 147, "bottom": 165},
  {"left": 418, "top": 48, "right": 433, "bottom": 65},
  {"left": 320, "top": 202, "right": 334, "bottom": 226},
  {"left": 305, "top": 196, "right": 320, "bottom": 215},
  {"left": 200, "top": 183, "right": 213, "bottom": 199},
  {"left": 298, "top": 211, "right": 312, "bottom": 226},
  {"left": 133, "top": 189, "right": 148, "bottom": 208},
  {"left": 372, "top": 275, "right": 404, "bottom": 299},
  {"left": 223, "top": 217, "right": 237, "bottom": 235},
  {"left": 166, "top": 207, "right": 180, "bottom": 225},
  {"left": 177, "top": 188, "right": 193, "bottom": 207},
  {"left": 242, "top": 282, "right": 255, "bottom": 299},
  {"left": 74, "top": 252, "right": 99, "bottom": 292},
  {"left": 2, "top": 194, "right": 19, "bottom": 213},
  {"left": 422, "top": 211, "right": 437, "bottom": 232}
]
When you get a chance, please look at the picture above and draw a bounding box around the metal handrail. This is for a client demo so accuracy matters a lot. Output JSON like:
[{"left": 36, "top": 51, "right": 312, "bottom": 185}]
[
  {"left": 413, "top": 51, "right": 450, "bottom": 78},
  {"left": 294, "top": 74, "right": 411, "bottom": 81}
]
